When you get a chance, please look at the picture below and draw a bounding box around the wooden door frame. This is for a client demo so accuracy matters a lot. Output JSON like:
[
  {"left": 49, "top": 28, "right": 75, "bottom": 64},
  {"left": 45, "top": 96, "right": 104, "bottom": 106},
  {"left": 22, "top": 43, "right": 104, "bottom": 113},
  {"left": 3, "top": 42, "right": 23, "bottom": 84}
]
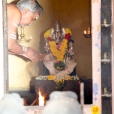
[
  {"left": 83, "top": 1, "right": 101, "bottom": 114},
  {"left": 1, "top": 0, "right": 102, "bottom": 114},
  {"left": 112, "top": 0, "right": 114, "bottom": 114},
  {"left": 0, "top": 0, "right": 8, "bottom": 99}
]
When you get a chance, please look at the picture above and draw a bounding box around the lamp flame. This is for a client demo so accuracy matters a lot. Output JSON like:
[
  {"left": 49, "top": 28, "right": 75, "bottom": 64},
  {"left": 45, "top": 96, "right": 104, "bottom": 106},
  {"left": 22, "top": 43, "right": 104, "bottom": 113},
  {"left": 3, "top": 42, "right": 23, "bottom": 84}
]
[
  {"left": 84, "top": 30, "right": 86, "bottom": 34},
  {"left": 38, "top": 90, "right": 44, "bottom": 106}
]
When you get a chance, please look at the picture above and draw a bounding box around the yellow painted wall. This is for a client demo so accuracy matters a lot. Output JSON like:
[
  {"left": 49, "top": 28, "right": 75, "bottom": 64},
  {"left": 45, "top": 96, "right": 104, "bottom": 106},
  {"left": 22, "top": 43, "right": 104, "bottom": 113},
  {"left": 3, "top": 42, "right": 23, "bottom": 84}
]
[{"left": 8, "top": 0, "right": 92, "bottom": 91}]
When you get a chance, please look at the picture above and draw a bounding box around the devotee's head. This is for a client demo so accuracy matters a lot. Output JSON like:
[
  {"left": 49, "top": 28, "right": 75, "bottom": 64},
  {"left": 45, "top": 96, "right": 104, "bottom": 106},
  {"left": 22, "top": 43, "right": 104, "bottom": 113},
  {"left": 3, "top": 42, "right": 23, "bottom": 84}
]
[
  {"left": 52, "top": 21, "right": 64, "bottom": 43},
  {"left": 0, "top": 93, "right": 26, "bottom": 114},
  {"left": 42, "top": 91, "right": 83, "bottom": 114},
  {"left": 17, "top": 0, "right": 43, "bottom": 26}
]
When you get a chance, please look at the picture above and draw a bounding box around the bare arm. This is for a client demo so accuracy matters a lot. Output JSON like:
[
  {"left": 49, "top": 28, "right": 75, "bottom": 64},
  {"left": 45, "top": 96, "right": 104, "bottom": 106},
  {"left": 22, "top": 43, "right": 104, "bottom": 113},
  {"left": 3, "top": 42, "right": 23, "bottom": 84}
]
[{"left": 7, "top": 4, "right": 25, "bottom": 54}]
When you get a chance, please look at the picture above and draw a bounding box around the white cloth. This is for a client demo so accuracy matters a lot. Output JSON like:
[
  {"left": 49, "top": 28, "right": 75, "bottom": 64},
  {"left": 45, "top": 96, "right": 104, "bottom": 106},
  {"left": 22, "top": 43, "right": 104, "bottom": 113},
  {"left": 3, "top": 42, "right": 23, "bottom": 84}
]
[
  {"left": 0, "top": 93, "right": 26, "bottom": 114},
  {"left": 43, "top": 53, "right": 77, "bottom": 78},
  {"left": 42, "top": 91, "right": 83, "bottom": 114}
]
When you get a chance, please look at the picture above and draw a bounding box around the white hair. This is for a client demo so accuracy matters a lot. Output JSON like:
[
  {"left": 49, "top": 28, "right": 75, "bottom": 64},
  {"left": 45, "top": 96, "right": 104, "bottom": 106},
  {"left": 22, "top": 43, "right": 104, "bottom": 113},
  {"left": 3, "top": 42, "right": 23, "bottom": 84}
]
[
  {"left": 17, "top": 0, "right": 43, "bottom": 15},
  {"left": 0, "top": 93, "right": 26, "bottom": 114}
]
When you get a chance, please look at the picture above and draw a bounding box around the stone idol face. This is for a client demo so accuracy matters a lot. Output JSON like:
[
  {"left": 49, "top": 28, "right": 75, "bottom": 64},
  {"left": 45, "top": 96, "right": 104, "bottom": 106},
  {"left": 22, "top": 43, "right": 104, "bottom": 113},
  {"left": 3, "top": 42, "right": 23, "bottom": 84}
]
[{"left": 42, "top": 91, "right": 83, "bottom": 114}]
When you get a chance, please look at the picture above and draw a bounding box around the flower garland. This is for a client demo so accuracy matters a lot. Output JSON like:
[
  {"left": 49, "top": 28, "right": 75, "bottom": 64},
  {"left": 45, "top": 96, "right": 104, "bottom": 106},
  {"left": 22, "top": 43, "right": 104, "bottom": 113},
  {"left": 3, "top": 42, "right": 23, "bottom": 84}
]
[
  {"left": 47, "top": 75, "right": 75, "bottom": 90},
  {"left": 49, "top": 39, "right": 68, "bottom": 61},
  {"left": 44, "top": 28, "right": 72, "bottom": 61},
  {"left": 36, "top": 75, "right": 80, "bottom": 90},
  {"left": 65, "top": 28, "right": 72, "bottom": 35},
  {"left": 54, "top": 61, "right": 65, "bottom": 71},
  {"left": 47, "top": 75, "right": 72, "bottom": 80},
  {"left": 47, "top": 75, "right": 72, "bottom": 90},
  {"left": 44, "top": 29, "right": 51, "bottom": 38}
]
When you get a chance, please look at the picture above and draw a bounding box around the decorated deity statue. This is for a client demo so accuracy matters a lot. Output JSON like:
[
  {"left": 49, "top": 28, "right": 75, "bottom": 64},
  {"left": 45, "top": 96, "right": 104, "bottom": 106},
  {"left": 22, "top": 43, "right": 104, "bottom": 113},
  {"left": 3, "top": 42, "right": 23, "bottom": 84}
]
[{"left": 43, "top": 21, "right": 77, "bottom": 79}]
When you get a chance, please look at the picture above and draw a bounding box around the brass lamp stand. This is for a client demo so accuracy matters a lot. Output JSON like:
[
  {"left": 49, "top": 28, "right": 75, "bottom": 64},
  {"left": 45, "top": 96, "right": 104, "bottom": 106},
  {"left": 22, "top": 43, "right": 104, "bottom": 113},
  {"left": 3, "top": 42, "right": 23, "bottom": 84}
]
[{"left": 17, "top": 26, "right": 32, "bottom": 43}]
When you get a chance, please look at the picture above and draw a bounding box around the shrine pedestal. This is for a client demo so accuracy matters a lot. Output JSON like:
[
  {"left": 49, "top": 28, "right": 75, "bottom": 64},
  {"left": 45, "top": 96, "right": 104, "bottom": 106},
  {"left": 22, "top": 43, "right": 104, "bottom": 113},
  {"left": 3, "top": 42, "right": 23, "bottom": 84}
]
[
  {"left": 35, "top": 80, "right": 80, "bottom": 102},
  {"left": 35, "top": 78, "right": 92, "bottom": 104}
]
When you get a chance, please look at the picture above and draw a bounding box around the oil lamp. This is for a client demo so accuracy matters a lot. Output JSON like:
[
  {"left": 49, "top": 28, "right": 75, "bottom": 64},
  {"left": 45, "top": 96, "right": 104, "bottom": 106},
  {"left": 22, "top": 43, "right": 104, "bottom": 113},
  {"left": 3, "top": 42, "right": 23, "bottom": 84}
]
[
  {"left": 83, "top": 0, "right": 91, "bottom": 38},
  {"left": 17, "top": 26, "right": 32, "bottom": 43},
  {"left": 83, "top": 26, "right": 91, "bottom": 38}
]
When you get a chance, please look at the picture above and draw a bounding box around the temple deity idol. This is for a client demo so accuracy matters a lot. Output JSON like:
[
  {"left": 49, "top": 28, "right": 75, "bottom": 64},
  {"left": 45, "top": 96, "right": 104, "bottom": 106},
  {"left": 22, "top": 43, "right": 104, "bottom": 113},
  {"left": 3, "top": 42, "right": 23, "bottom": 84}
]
[{"left": 43, "top": 21, "right": 77, "bottom": 79}]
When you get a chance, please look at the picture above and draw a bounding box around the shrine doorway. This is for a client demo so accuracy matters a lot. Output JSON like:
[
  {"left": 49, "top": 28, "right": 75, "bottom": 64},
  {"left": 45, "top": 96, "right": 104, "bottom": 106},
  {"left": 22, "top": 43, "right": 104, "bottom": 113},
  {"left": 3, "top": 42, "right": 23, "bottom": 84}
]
[{"left": 1, "top": 0, "right": 103, "bottom": 114}]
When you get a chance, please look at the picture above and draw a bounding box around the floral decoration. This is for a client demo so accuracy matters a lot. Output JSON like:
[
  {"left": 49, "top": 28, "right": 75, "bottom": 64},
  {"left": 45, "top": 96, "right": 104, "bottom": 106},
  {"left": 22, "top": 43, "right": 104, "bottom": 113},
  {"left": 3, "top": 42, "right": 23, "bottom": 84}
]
[
  {"left": 55, "top": 80, "right": 64, "bottom": 90},
  {"left": 36, "top": 75, "right": 79, "bottom": 90},
  {"left": 49, "top": 39, "right": 68, "bottom": 61},
  {"left": 54, "top": 61, "right": 65, "bottom": 71},
  {"left": 65, "top": 28, "right": 72, "bottom": 35},
  {"left": 36, "top": 75, "right": 79, "bottom": 81},
  {"left": 48, "top": 75, "right": 72, "bottom": 90},
  {"left": 44, "top": 28, "right": 72, "bottom": 61},
  {"left": 64, "top": 33, "right": 71, "bottom": 40},
  {"left": 44, "top": 29, "right": 51, "bottom": 38}
]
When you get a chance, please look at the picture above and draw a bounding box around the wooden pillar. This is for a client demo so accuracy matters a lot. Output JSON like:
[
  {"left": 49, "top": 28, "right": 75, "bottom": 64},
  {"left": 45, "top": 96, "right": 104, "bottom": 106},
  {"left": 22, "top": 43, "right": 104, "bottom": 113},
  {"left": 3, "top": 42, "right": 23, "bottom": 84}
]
[
  {"left": 101, "top": 0, "right": 112, "bottom": 114},
  {"left": 112, "top": 0, "right": 114, "bottom": 114},
  {"left": 0, "top": 0, "right": 8, "bottom": 99}
]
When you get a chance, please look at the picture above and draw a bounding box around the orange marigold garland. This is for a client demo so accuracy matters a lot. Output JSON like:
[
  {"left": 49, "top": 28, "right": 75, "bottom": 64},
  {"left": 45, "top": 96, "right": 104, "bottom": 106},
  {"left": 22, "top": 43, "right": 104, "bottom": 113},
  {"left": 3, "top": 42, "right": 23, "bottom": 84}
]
[
  {"left": 49, "top": 39, "right": 68, "bottom": 61},
  {"left": 42, "top": 28, "right": 75, "bottom": 89},
  {"left": 44, "top": 28, "right": 72, "bottom": 61}
]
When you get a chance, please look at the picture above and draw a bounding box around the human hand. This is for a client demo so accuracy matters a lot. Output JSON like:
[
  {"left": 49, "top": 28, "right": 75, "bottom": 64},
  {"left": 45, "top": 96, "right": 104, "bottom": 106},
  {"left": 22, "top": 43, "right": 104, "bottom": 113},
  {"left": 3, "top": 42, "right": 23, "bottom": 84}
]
[
  {"left": 23, "top": 47, "right": 41, "bottom": 62},
  {"left": 38, "top": 54, "right": 46, "bottom": 61}
]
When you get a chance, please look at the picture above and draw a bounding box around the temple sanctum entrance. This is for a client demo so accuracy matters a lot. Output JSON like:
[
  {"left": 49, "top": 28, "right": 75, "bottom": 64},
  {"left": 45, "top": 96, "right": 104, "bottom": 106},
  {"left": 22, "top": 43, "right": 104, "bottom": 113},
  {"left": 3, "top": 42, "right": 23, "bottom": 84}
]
[{"left": 0, "top": 0, "right": 114, "bottom": 114}]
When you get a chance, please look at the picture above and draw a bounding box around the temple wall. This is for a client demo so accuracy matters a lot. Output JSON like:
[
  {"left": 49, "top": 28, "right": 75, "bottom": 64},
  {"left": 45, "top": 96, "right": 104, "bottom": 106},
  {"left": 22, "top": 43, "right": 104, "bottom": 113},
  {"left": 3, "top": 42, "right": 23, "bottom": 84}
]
[{"left": 7, "top": 0, "right": 91, "bottom": 91}]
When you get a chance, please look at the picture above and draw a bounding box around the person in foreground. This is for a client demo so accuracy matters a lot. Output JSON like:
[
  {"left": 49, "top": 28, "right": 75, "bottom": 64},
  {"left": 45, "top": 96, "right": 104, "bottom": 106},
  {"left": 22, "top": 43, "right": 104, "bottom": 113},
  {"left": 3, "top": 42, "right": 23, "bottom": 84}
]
[
  {"left": 0, "top": 93, "right": 26, "bottom": 114},
  {"left": 7, "top": 0, "right": 45, "bottom": 61},
  {"left": 42, "top": 91, "right": 83, "bottom": 114}
]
